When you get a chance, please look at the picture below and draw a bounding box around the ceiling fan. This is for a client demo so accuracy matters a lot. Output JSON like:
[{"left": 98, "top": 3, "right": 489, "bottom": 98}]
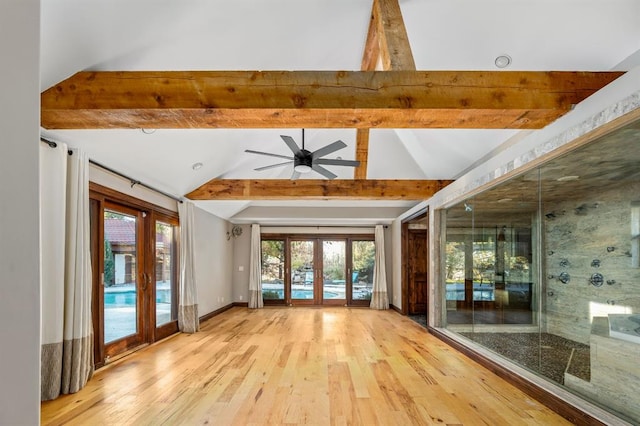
[{"left": 245, "top": 129, "right": 360, "bottom": 180}]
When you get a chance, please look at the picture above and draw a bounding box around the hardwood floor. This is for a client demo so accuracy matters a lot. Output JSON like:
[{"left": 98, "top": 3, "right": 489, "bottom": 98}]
[{"left": 41, "top": 307, "right": 570, "bottom": 425}]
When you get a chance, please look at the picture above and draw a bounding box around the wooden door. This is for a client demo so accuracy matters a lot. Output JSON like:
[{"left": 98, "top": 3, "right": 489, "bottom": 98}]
[
  {"left": 408, "top": 229, "right": 428, "bottom": 315},
  {"left": 288, "top": 238, "right": 347, "bottom": 306}
]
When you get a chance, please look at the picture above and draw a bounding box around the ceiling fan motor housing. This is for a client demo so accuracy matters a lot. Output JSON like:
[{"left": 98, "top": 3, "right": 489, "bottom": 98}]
[{"left": 294, "top": 149, "right": 313, "bottom": 169}]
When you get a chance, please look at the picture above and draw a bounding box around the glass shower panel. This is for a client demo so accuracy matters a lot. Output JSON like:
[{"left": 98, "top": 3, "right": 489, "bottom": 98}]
[{"left": 441, "top": 118, "right": 640, "bottom": 423}]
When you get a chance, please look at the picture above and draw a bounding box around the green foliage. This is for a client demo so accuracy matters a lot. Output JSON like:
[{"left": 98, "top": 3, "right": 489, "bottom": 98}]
[
  {"left": 262, "top": 290, "right": 282, "bottom": 300},
  {"left": 352, "top": 241, "right": 375, "bottom": 282},
  {"left": 104, "top": 239, "right": 115, "bottom": 286}
]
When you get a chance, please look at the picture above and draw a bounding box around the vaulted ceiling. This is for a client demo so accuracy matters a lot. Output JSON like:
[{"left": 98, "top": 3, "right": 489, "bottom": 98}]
[{"left": 39, "top": 0, "right": 640, "bottom": 225}]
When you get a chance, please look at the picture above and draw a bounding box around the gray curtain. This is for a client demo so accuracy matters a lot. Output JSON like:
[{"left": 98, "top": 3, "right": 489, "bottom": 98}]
[
  {"left": 40, "top": 144, "right": 94, "bottom": 401},
  {"left": 248, "top": 224, "right": 264, "bottom": 308},
  {"left": 370, "top": 225, "right": 389, "bottom": 310},
  {"left": 178, "top": 201, "right": 200, "bottom": 333}
]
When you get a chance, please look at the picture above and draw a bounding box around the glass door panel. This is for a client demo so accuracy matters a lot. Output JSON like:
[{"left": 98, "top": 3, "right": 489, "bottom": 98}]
[
  {"left": 155, "top": 220, "right": 176, "bottom": 327},
  {"left": 322, "top": 240, "right": 346, "bottom": 303},
  {"left": 290, "top": 240, "right": 316, "bottom": 302},
  {"left": 103, "top": 208, "right": 140, "bottom": 344},
  {"left": 261, "top": 240, "right": 285, "bottom": 302},
  {"left": 351, "top": 240, "right": 374, "bottom": 304}
]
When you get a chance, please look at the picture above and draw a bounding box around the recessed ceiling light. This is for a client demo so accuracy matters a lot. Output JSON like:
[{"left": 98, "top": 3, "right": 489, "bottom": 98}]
[
  {"left": 557, "top": 175, "right": 579, "bottom": 182},
  {"left": 141, "top": 128, "right": 156, "bottom": 134},
  {"left": 494, "top": 55, "right": 512, "bottom": 69},
  {"left": 497, "top": 198, "right": 513, "bottom": 203},
  {"left": 192, "top": 162, "right": 203, "bottom": 171}
]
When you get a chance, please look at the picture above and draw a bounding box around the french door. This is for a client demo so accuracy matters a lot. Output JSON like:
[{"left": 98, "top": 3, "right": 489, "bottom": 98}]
[
  {"left": 262, "top": 235, "right": 374, "bottom": 306},
  {"left": 90, "top": 184, "right": 179, "bottom": 367},
  {"left": 289, "top": 239, "right": 347, "bottom": 305},
  {"left": 102, "top": 202, "right": 146, "bottom": 358}
]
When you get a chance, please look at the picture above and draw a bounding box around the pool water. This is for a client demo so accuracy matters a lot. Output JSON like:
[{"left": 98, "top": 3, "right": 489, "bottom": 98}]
[
  {"left": 264, "top": 289, "right": 339, "bottom": 300},
  {"left": 105, "top": 289, "right": 170, "bottom": 306}
]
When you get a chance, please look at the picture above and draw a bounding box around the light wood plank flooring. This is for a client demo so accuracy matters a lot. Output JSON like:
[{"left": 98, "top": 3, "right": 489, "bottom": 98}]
[{"left": 41, "top": 307, "right": 570, "bottom": 425}]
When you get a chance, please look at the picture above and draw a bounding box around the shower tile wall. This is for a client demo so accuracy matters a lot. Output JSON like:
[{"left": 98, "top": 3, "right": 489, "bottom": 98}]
[{"left": 543, "top": 181, "right": 640, "bottom": 344}]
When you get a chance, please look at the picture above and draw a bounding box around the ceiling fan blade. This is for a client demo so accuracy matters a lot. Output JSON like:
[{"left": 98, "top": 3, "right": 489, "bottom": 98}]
[
  {"left": 245, "top": 149, "right": 293, "bottom": 160},
  {"left": 311, "top": 164, "right": 338, "bottom": 180},
  {"left": 254, "top": 161, "right": 293, "bottom": 171},
  {"left": 314, "top": 158, "right": 360, "bottom": 167},
  {"left": 280, "top": 135, "right": 301, "bottom": 154},
  {"left": 311, "top": 140, "right": 347, "bottom": 158},
  {"left": 291, "top": 170, "right": 301, "bottom": 180}
]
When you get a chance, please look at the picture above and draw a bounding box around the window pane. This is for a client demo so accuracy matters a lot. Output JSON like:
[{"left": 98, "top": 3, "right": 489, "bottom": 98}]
[
  {"left": 323, "top": 240, "right": 345, "bottom": 300},
  {"left": 445, "top": 239, "right": 466, "bottom": 301},
  {"left": 156, "top": 221, "right": 175, "bottom": 326},
  {"left": 104, "top": 210, "right": 137, "bottom": 343},
  {"left": 352, "top": 240, "right": 374, "bottom": 301},
  {"left": 291, "top": 241, "right": 314, "bottom": 299},
  {"left": 261, "top": 240, "right": 285, "bottom": 300}
]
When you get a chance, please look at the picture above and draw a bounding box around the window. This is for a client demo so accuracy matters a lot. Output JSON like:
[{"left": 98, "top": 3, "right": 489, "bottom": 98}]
[{"left": 260, "top": 234, "right": 375, "bottom": 306}]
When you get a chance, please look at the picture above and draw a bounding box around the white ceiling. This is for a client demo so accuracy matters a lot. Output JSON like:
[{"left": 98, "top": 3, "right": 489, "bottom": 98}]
[{"left": 39, "top": 0, "right": 640, "bottom": 225}]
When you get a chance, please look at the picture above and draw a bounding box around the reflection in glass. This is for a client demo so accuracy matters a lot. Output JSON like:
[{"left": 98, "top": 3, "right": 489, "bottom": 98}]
[
  {"left": 104, "top": 210, "right": 137, "bottom": 343},
  {"left": 155, "top": 221, "right": 175, "bottom": 326},
  {"left": 352, "top": 240, "right": 375, "bottom": 301},
  {"left": 441, "top": 118, "right": 640, "bottom": 423},
  {"left": 261, "top": 240, "right": 285, "bottom": 300},
  {"left": 322, "top": 240, "right": 346, "bottom": 300},
  {"left": 291, "top": 240, "right": 315, "bottom": 299}
]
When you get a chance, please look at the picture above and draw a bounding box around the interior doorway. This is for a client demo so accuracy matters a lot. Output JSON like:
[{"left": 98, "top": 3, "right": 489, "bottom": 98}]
[{"left": 402, "top": 209, "right": 429, "bottom": 319}]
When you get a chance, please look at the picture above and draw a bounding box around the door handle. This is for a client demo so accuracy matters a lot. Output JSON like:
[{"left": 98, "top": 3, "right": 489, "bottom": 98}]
[{"left": 141, "top": 273, "right": 148, "bottom": 291}]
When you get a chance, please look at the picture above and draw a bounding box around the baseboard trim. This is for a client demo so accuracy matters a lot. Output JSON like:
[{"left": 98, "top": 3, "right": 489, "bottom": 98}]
[
  {"left": 199, "top": 303, "right": 234, "bottom": 323},
  {"left": 233, "top": 302, "right": 249, "bottom": 308},
  {"left": 427, "top": 326, "right": 607, "bottom": 426},
  {"left": 390, "top": 304, "right": 403, "bottom": 314}
]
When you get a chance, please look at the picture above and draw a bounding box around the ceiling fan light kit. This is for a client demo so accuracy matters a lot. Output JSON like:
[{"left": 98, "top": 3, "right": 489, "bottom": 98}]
[{"left": 246, "top": 129, "right": 360, "bottom": 180}]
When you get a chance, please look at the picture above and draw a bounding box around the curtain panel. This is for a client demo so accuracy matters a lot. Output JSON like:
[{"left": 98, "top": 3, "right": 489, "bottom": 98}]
[
  {"left": 370, "top": 225, "right": 389, "bottom": 310},
  {"left": 40, "top": 143, "right": 94, "bottom": 401},
  {"left": 248, "top": 224, "right": 264, "bottom": 308},
  {"left": 178, "top": 201, "right": 199, "bottom": 333}
]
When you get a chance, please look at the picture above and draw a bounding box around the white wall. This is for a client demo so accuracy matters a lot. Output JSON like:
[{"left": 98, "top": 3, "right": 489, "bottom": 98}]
[
  {"left": 90, "top": 164, "right": 178, "bottom": 213},
  {"left": 0, "top": 0, "right": 41, "bottom": 424},
  {"left": 193, "top": 206, "right": 234, "bottom": 315},
  {"left": 390, "top": 219, "right": 403, "bottom": 309},
  {"left": 232, "top": 225, "right": 251, "bottom": 303}
]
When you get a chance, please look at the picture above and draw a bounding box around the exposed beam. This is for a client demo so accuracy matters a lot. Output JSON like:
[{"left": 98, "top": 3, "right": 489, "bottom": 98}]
[
  {"left": 374, "top": 0, "right": 415, "bottom": 71},
  {"left": 361, "top": 1, "right": 380, "bottom": 71},
  {"left": 356, "top": 0, "right": 416, "bottom": 179},
  {"left": 354, "top": 129, "right": 370, "bottom": 180},
  {"left": 185, "top": 179, "right": 453, "bottom": 200},
  {"left": 41, "top": 70, "right": 623, "bottom": 130}
]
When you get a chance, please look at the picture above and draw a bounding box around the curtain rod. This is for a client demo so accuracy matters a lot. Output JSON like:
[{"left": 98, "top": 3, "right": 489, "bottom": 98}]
[{"left": 40, "top": 137, "right": 184, "bottom": 204}]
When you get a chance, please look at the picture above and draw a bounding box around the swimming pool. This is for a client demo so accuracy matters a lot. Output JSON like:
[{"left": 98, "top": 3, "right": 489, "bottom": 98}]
[
  {"left": 104, "top": 288, "right": 171, "bottom": 306},
  {"left": 263, "top": 289, "right": 340, "bottom": 299}
]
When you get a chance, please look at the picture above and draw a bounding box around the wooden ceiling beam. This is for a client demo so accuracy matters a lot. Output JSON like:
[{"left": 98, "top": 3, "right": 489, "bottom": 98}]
[
  {"left": 41, "top": 70, "right": 623, "bottom": 130},
  {"left": 185, "top": 179, "right": 452, "bottom": 200},
  {"left": 374, "top": 0, "right": 415, "bottom": 71},
  {"left": 356, "top": 0, "right": 416, "bottom": 179},
  {"left": 361, "top": 1, "right": 381, "bottom": 71},
  {"left": 354, "top": 129, "right": 370, "bottom": 180}
]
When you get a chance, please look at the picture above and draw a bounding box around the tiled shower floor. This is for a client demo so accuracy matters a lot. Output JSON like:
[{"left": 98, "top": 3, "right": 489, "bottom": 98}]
[
  {"left": 459, "top": 332, "right": 590, "bottom": 384},
  {"left": 407, "top": 315, "right": 590, "bottom": 385}
]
